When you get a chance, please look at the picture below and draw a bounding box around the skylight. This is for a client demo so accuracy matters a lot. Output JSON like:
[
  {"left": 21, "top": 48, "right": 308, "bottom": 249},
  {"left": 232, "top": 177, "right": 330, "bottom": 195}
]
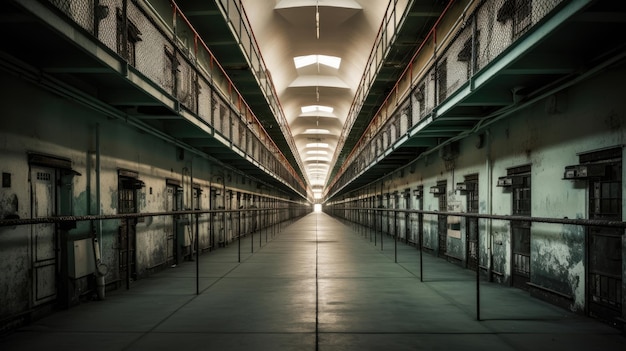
[
  {"left": 301, "top": 105, "right": 334, "bottom": 114},
  {"left": 294, "top": 55, "right": 341, "bottom": 69}
]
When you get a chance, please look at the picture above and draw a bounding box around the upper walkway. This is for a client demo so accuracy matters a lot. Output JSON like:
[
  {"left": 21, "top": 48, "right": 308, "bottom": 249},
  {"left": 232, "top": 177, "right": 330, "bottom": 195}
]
[{"left": 1, "top": 213, "right": 624, "bottom": 350}]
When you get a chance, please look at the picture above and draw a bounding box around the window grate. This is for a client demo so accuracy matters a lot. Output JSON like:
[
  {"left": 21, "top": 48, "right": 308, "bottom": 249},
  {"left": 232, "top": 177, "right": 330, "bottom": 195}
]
[{"left": 36, "top": 172, "right": 51, "bottom": 181}]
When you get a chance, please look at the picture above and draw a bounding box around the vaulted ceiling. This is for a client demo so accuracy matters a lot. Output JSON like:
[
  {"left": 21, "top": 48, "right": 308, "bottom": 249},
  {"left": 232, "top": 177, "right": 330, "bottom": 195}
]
[
  {"left": 175, "top": 0, "right": 448, "bottom": 199},
  {"left": 242, "top": 0, "right": 392, "bottom": 197}
]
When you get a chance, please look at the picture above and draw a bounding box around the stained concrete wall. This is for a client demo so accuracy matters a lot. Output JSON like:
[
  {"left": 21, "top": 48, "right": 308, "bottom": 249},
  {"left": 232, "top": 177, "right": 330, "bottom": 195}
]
[
  {"left": 0, "top": 69, "right": 294, "bottom": 323},
  {"left": 331, "top": 60, "right": 626, "bottom": 316}
]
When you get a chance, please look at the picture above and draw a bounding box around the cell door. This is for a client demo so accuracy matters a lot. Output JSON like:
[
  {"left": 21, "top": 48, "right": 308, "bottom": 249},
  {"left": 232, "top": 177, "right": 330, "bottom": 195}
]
[
  {"left": 511, "top": 170, "right": 531, "bottom": 290},
  {"left": 465, "top": 176, "right": 479, "bottom": 271},
  {"left": 588, "top": 161, "right": 622, "bottom": 323},
  {"left": 404, "top": 194, "right": 411, "bottom": 243},
  {"left": 165, "top": 185, "right": 176, "bottom": 265},
  {"left": 31, "top": 166, "right": 57, "bottom": 306},
  {"left": 437, "top": 181, "right": 447, "bottom": 258},
  {"left": 118, "top": 177, "right": 138, "bottom": 281}
]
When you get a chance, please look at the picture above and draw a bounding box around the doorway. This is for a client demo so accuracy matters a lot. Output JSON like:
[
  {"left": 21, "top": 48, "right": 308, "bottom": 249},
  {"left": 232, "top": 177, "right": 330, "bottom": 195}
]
[
  {"left": 118, "top": 171, "right": 142, "bottom": 283},
  {"left": 585, "top": 150, "right": 622, "bottom": 324},
  {"left": 437, "top": 180, "right": 447, "bottom": 258},
  {"left": 30, "top": 166, "right": 58, "bottom": 306},
  {"left": 510, "top": 165, "right": 531, "bottom": 290},
  {"left": 464, "top": 174, "right": 479, "bottom": 271}
]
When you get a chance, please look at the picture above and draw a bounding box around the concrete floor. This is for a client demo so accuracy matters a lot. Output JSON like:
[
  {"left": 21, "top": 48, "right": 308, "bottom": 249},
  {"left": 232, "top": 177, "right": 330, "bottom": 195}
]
[{"left": 1, "top": 212, "right": 624, "bottom": 350}]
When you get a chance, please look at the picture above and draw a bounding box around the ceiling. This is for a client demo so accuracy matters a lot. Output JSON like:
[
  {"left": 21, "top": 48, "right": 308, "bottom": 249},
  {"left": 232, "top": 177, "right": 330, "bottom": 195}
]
[
  {"left": 176, "top": 0, "right": 449, "bottom": 198},
  {"left": 241, "top": 0, "right": 392, "bottom": 196}
]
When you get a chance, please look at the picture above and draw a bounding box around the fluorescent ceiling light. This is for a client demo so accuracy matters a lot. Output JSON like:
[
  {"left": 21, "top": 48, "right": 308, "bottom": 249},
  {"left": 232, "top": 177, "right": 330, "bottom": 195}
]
[
  {"left": 303, "top": 129, "right": 330, "bottom": 134},
  {"left": 305, "top": 143, "right": 330, "bottom": 148},
  {"left": 294, "top": 55, "right": 341, "bottom": 69},
  {"left": 306, "top": 156, "right": 330, "bottom": 162},
  {"left": 306, "top": 150, "right": 329, "bottom": 155},
  {"left": 301, "top": 105, "right": 333, "bottom": 114}
]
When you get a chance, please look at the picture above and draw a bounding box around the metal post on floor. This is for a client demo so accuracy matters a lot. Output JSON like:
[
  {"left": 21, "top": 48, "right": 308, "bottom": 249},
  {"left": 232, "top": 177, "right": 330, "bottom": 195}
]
[
  {"left": 251, "top": 209, "right": 254, "bottom": 254},
  {"left": 195, "top": 212, "right": 199, "bottom": 295},
  {"left": 367, "top": 210, "right": 376, "bottom": 242},
  {"left": 419, "top": 211, "right": 424, "bottom": 282},
  {"left": 238, "top": 210, "right": 241, "bottom": 263},
  {"left": 380, "top": 210, "right": 384, "bottom": 251},
  {"left": 394, "top": 210, "right": 397, "bottom": 263},
  {"left": 476, "top": 216, "right": 481, "bottom": 321},
  {"left": 126, "top": 220, "right": 131, "bottom": 290},
  {"left": 374, "top": 209, "right": 377, "bottom": 246}
]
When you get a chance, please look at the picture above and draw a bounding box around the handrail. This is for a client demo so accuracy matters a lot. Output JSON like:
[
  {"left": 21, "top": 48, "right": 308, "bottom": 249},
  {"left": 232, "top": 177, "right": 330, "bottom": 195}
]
[
  {"left": 169, "top": 0, "right": 306, "bottom": 192},
  {"left": 327, "top": 0, "right": 416, "bottom": 184},
  {"left": 237, "top": 1, "right": 302, "bottom": 157},
  {"left": 214, "top": 0, "right": 307, "bottom": 182},
  {"left": 327, "top": 0, "right": 456, "bottom": 193},
  {"left": 327, "top": 206, "right": 626, "bottom": 229},
  {"left": 0, "top": 207, "right": 303, "bottom": 228}
]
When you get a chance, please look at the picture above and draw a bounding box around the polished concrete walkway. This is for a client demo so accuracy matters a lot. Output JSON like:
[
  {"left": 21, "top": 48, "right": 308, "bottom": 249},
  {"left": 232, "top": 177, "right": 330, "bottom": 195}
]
[{"left": 1, "top": 212, "right": 624, "bottom": 350}]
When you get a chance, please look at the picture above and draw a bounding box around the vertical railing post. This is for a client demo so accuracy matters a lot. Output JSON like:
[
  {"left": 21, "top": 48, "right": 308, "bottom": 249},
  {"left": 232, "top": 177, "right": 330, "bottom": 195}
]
[
  {"left": 419, "top": 210, "right": 424, "bottom": 282},
  {"left": 126, "top": 219, "right": 131, "bottom": 290},
  {"left": 380, "top": 209, "right": 384, "bottom": 251},
  {"left": 476, "top": 215, "right": 481, "bottom": 321},
  {"left": 374, "top": 208, "right": 377, "bottom": 246},
  {"left": 195, "top": 211, "right": 199, "bottom": 295},
  {"left": 394, "top": 209, "right": 398, "bottom": 263}
]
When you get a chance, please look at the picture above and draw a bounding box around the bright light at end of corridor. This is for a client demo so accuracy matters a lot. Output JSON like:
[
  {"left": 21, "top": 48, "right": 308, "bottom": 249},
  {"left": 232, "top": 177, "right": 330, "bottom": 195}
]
[{"left": 314, "top": 204, "right": 322, "bottom": 212}]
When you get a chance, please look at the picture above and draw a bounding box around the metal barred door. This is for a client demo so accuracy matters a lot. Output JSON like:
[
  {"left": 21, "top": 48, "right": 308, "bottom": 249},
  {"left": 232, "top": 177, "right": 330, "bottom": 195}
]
[
  {"left": 588, "top": 161, "right": 622, "bottom": 323},
  {"left": 465, "top": 176, "right": 479, "bottom": 271},
  {"left": 31, "top": 166, "right": 57, "bottom": 306},
  {"left": 118, "top": 177, "right": 137, "bottom": 281},
  {"left": 437, "top": 181, "right": 447, "bottom": 258},
  {"left": 511, "top": 172, "right": 531, "bottom": 290},
  {"left": 165, "top": 186, "right": 176, "bottom": 265}
]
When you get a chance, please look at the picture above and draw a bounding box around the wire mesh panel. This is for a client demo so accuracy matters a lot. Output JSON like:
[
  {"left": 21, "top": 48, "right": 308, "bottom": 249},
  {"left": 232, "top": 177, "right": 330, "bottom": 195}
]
[
  {"left": 446, "top": 19, "right": 477, "bottom": 93},
  {"left": 332, "top": 0, "right": 565, "bottom": 192},
  {"left": 475, "top": 0, "right": 562, "bottom": 70},
  {"left": 96, "top": 0, "right": 123, "bottom": 55},
  {"left": 41, "top": 0, "right": 306, "bottom": 196},
  {"left": 197, "top": 75, "right": 212, "bottom": 124},
  {"left": 49, "top": 0, "right": 95, "bottom": 35},
  {"left": 176, "top": 58, "right": 198, "bottom": 113}
]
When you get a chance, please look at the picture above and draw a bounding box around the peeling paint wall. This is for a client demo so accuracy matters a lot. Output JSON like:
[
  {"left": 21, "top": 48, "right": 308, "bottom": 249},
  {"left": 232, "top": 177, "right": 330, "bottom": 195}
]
[
  {"left": 330, "top": 46, "right": 626, "bottom": 320},
  {"left": 0, "top": 69, "right": 295, "bottom": 325}
]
